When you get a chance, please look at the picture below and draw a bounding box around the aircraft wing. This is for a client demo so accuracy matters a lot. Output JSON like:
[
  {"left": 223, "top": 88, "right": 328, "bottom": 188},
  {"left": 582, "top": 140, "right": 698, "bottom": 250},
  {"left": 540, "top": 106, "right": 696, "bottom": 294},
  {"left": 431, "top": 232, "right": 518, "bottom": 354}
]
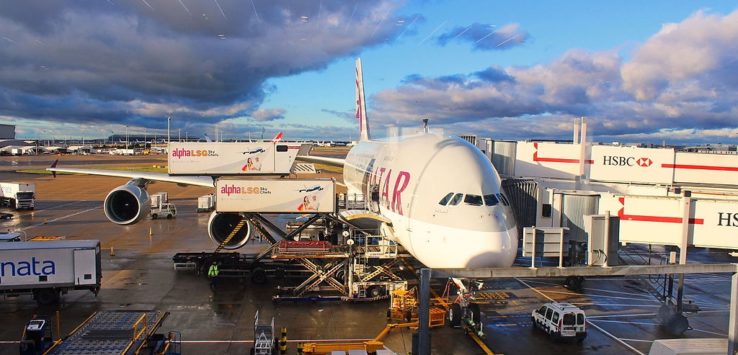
[
  {"left": 47, "top": 164, "right": 215, "bottom": 187},
  {"left": 295, "top": 155, "right": 346, "bottom": 167}
]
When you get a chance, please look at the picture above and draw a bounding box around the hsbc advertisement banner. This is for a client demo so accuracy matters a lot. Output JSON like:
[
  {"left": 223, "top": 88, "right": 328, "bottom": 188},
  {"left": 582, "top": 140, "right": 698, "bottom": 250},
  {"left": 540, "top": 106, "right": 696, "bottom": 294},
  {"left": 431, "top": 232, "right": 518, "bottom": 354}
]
[
  {"left": 603, "top": 194, "right": 738, "bottom": 249},
  {"left": 216, "top": 179, "right": 335, "bottom": 213},
  {"left": 590, "top": 146, "right": 674, "bottom": 184},
  {"left": 514, "top": 142, "right": 586, "bottom": 179},
  {"left": 168, "top": 142, "right": 295, "bottom": 175}
]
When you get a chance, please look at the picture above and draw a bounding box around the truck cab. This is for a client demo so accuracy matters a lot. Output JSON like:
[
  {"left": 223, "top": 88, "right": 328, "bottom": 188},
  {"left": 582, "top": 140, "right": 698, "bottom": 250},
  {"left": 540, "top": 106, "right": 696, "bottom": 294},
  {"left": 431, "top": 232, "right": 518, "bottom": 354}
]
[
  {"left": 151, "top": 202, "right": 177, "bottom": 219},
  {"left": 150, "top": 192, "right": 176, "bottom": 220}
]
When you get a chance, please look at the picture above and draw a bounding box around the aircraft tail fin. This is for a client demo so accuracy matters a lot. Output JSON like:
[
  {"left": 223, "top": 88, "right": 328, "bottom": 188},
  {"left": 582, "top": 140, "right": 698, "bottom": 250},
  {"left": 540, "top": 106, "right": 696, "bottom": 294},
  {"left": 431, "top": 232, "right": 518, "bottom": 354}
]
[
  {"left": 355, "top": 58, "right": 370, "bottom": 141},
  {"left": 272, "top": 132, "right": 284, "bottom": 143},
  {"left": 49, "top": 159, "right": 58, "bottom": 178}
]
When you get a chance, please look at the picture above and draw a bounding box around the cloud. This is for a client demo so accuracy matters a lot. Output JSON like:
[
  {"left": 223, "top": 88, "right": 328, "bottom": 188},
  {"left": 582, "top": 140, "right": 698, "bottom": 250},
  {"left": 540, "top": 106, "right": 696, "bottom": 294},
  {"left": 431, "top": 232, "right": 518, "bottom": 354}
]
[
  {"left": 372, "top": 9, "right": 738, "bottom": 143},
  {"left": 437, "top": 23, "right": 529, "bottom": 50},
  {"left": 0, "top": 0, "right": 415, "bottom": 131},
  {"left": 250, "top": 108, "right": 286, "bottom": 122}
]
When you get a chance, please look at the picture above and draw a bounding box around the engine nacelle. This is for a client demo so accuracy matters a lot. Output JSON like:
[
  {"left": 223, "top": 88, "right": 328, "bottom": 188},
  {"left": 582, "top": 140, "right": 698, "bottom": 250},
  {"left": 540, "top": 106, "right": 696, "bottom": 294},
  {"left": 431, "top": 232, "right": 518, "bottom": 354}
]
[
  {"left": 103, "top": 183, "right": 150, "bottom": 225},
  {"left": 207, "top": 212, "right": 252, "bottom": 249}
]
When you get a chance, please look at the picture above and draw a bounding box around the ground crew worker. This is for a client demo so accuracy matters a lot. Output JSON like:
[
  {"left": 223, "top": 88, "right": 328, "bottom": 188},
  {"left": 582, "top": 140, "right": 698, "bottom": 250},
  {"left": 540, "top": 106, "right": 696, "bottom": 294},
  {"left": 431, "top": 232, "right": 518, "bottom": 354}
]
[{"left": 208, "top": 261, "right": 220, "bottom": 290}]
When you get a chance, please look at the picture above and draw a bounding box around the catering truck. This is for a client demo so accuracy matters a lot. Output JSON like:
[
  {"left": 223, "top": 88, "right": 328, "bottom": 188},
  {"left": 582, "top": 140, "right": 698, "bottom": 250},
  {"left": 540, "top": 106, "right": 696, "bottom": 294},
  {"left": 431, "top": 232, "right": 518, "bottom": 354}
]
[
  {"left": 0, "top": 182, "right": 35, "bottom": 210},
  {"left": 0, "top": 240, "right": 101, "bottom": 305}
]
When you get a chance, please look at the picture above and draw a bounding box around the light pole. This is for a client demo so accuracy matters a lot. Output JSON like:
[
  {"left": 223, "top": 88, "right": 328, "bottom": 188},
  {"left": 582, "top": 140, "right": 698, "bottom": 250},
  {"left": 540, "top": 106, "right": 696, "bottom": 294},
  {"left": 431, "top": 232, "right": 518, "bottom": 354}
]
[
  {"left": 167, "top": 116, "right": 171, "bottom": 145},
  {"left": 125, "top": 125, "right": 129, "bottom": 151}
]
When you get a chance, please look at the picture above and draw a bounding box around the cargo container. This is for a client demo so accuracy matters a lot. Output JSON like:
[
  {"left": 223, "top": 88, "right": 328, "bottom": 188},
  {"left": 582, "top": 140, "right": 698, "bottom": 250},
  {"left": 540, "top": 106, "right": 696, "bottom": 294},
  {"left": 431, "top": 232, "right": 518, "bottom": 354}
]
[
  {"left": 168, "top": 142, "right": 299, "bottom": 175},
  {"left": 197, "top": 194, "right": 215, "bottom": 212},
  {"left": 216, "top": 179, "right": 335, "bottom": 213},
  {"left": 0, "top": 240, "right": 101, "bottom": 305},
  {"left": 0, "top": 182, "right": 35, "bottom": 210}
]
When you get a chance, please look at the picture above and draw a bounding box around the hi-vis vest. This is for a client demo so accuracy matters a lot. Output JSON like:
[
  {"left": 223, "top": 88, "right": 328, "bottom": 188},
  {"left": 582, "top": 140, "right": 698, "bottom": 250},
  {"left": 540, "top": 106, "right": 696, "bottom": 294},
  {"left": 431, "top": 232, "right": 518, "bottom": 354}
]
[{"left": 208, "top": 264, "right": 219, "bottom": 277}]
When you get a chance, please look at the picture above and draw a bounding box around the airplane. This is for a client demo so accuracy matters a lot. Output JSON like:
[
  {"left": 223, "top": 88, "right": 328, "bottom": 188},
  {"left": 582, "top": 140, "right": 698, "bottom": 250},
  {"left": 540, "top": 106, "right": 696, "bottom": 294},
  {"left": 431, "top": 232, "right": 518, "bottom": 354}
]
[
  {"left": 298, "top": 186, "right": 324, "bottom": 193},
  {"left": 242, "top": 148, "right": 266, "bottom": 155},
  {"left": 47, "top": 59, "right": 518, "bottom": 269},
  {"left": 296, "top": 58, "right": 518, "bottom": 268}
]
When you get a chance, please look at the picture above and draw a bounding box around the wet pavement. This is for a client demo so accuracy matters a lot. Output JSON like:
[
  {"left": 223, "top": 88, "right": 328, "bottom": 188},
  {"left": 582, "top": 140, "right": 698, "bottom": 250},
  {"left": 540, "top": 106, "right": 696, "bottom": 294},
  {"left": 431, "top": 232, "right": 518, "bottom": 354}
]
[{"left": 0, "top": 157, "right": 734, "bottom": 354}]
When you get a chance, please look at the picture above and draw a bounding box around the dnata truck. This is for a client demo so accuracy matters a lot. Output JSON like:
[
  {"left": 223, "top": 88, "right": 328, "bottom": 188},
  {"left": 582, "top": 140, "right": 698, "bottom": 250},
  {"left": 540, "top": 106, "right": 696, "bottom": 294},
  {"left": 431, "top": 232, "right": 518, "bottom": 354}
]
[
  {"left": 0, "top": 240, "right": 101, "bottom": 305},
  {"left": 0, "top": 182, "right": 35, "bottom": 210}
]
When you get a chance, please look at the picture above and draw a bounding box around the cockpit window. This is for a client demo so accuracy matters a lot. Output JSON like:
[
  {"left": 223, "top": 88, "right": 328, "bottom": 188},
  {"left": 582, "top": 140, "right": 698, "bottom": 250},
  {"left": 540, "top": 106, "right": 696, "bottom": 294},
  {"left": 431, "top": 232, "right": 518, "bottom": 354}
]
[
  {"left": 497, "top": 193, "right": 510, "bottom": 206},
  {"left": 449, "top": 193, "right": 464, "bottom": 206},
  {"left": 464, "top": 194, "right": 483, "bottom": 206},
  {"left": 483, "top": 194, "right": 499, "bottom": 206},
  {"left": 438, "top": 192, "right": 454, "bottom": 206}
]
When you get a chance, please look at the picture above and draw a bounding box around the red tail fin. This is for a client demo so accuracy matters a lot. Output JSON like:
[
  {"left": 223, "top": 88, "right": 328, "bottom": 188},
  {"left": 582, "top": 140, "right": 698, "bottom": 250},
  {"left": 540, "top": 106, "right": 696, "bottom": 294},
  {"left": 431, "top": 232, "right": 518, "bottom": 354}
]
[{"left": 49, "top": 159, "right": 58, "bottom": 178}]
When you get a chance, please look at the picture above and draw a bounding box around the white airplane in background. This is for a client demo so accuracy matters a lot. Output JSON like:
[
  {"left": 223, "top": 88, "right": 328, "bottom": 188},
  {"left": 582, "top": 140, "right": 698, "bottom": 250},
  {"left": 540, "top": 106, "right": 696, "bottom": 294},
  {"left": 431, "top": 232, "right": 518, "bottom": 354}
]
[
  {"left": 298, "top": 59, "right": 518, "bottom": 268},
  {"left": 47, "top": 58, "right": 518, "bottom": 268}
]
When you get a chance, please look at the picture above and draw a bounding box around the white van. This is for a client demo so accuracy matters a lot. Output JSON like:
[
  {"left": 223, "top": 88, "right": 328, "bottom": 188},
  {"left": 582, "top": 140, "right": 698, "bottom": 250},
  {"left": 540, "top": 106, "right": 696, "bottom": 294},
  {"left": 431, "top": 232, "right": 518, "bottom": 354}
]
[{"left": 531, "top": 302, "right": 587, "bottom": 342}]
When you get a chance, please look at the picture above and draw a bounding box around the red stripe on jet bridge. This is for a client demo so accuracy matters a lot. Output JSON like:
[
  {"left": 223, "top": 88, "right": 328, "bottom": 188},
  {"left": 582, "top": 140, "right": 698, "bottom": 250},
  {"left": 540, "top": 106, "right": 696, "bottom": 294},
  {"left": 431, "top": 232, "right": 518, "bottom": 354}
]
[
  {"left": 532, "top": 142, "right": 594, "bottom": 164},
  {"left": 661, "top": 163, "right": 738, "bottom": 172},
  {"left": 617, "top": 197, "right": 704, "bottom": 225}
]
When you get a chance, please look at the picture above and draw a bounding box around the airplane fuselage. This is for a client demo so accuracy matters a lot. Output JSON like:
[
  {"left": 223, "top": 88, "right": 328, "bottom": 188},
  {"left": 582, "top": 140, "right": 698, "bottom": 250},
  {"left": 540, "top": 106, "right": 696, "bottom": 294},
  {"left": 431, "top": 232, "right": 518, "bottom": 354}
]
[{"left": 343, "top": 133, "right": 518, "bottom": 268}]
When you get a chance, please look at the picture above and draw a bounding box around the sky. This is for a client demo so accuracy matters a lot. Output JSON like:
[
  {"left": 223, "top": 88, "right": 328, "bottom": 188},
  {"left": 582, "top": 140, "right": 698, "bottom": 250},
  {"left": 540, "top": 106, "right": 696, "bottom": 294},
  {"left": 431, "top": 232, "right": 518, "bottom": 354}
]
[{"left": 1, "top": 0, "right": 737, "bottom": 144}]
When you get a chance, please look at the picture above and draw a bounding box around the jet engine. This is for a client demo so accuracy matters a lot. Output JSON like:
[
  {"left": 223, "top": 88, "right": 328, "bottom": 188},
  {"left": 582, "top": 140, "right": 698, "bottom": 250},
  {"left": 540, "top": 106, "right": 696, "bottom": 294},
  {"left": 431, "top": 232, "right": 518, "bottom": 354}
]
[
  {"left": 103, "top": 182, "right": 150, "bottom": 225},
  {"left": 207, "top": 212, "right": 252, "bottom": 249}
]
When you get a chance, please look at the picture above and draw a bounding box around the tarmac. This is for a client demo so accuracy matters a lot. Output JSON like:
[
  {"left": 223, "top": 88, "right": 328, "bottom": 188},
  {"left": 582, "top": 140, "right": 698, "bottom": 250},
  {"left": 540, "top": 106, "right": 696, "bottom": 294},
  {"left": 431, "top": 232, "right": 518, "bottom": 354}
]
[{"left": 0, "top": 154, "right": 734, "bottom": 354}]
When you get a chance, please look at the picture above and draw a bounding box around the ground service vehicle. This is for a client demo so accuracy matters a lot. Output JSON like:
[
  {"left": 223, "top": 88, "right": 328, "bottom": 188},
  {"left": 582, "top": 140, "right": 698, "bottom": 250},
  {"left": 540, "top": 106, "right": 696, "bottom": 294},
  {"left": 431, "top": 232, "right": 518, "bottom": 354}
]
[
  {"left": 19, "top": 318, "right": 54, "bottom": 355},
  {"left": 0, "top": 182, "right": 35, "bottom": 210},
  {"left": 151, "top": 192, "right": 177, "bottom": 219},
  {"left": 0, "top": 240, "right": 101, "bottom": 305},
  {"left": 532, "top": 302, "right": 587, "bottom": 342}
]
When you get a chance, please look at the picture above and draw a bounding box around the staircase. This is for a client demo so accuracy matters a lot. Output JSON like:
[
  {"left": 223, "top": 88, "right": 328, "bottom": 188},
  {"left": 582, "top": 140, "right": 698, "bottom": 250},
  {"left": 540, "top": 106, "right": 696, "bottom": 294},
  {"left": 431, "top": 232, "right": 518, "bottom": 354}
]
[{"left": 214, "top": 218, "right": 248, "bottom": 253}]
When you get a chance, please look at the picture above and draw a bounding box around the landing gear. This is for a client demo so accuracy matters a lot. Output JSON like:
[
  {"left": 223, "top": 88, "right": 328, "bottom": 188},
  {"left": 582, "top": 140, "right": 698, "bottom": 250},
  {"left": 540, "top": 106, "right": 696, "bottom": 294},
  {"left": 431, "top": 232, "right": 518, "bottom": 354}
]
[{"left": 448, "top": 303, "right": 462, "bottom": 327}]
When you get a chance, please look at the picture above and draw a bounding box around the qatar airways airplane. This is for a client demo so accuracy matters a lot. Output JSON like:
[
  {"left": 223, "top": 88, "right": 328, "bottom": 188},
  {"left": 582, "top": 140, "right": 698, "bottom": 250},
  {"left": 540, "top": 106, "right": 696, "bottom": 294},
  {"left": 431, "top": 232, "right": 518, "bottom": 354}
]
[
  {"left": 47, "top": 58, "right": 518, "bottom": 268},
  {"left": 298, "top": 59, "right": 518, "bottom": 268}
]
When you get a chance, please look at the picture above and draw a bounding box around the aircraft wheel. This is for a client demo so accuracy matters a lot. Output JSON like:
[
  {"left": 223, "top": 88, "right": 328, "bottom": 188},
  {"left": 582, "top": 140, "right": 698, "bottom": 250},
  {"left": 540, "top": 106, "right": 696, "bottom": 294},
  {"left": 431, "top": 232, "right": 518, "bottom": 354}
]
[
  {"left": 34, "top": 288, "right": 60, "bottom": 306},
  {"left": 251, "top": 267, "right": 267, "bottom": 284},
  {"left": 448, "top": 303, "right": 462, "bottom": 327}
]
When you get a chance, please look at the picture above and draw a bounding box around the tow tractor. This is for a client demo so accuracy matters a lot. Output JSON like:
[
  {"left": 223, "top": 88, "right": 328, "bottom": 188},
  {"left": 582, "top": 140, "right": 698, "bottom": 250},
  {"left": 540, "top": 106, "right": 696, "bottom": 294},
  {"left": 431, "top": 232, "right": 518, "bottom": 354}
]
[
  {"left": 19, "top": 319, "right": 54, "bottom": 355},
  {"left": 443, "top": 278, "right": 484, "bottom": 337}
]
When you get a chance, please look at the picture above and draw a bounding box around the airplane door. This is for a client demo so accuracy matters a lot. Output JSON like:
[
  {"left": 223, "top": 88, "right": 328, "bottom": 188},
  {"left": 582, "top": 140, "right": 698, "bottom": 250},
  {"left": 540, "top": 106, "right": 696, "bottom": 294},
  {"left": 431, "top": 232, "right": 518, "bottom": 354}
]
[{"left": 362, "top": 159, "right": 380, "bottom": 213}]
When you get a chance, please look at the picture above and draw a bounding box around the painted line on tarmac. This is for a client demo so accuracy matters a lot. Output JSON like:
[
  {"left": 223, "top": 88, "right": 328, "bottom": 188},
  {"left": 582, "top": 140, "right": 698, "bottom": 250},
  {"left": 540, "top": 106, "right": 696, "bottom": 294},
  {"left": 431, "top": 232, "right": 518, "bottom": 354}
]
[
  {"left": 589, "top": 319, "right": 659, "bottom": 326},
  {"left": 689, "top": 328, "right": 726, "bottom": 337},
  {"left": 588, "top": 312, "right": 657, "bottom": 319},
  {"left": 20, "top": 207, "right": 98, "bottom": 231},
  {"left": 47, "top": 200, "right": 87, "bottom": 210},
  {"left": 179, "top": 338, "right": 374, "bottom": 344},
  {"left": 570, "top": 303, "right": 661, "bottom": 308},
  {"left": 515, "top": 277, "right": 645, "bottom": 355},
  {"left": 541, "top": 290, "right": 658, "bottom": 302},
  {"left": 619, "top": 338, "right": 654, "bottom": 343}
]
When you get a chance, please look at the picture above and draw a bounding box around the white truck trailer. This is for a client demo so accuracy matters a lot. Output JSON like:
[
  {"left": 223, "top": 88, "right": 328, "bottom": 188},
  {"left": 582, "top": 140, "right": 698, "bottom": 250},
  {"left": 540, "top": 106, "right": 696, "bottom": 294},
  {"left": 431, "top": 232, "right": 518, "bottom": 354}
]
[
  {"left": 197, "top": 194, "right": 215, "bottom": 212},
  {"left": 0, "top": 182, "right": 36, "bottom": 210},
  {"left": 0, "top": 240, "right": 101, "bottom": 305}
]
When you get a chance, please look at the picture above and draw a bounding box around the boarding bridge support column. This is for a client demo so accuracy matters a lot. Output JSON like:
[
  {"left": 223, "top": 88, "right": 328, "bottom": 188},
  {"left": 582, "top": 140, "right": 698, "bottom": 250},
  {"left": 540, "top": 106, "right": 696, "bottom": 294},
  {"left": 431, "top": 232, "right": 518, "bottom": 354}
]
[
  {"left": 730, "top": 266, "right": 738, "bottom": 355},
  {"left": 416, "top": 268, "right": 431, "bottom": 355},
  {"left": 677, "top": 193, "right": 691, "bottom": 312}
]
